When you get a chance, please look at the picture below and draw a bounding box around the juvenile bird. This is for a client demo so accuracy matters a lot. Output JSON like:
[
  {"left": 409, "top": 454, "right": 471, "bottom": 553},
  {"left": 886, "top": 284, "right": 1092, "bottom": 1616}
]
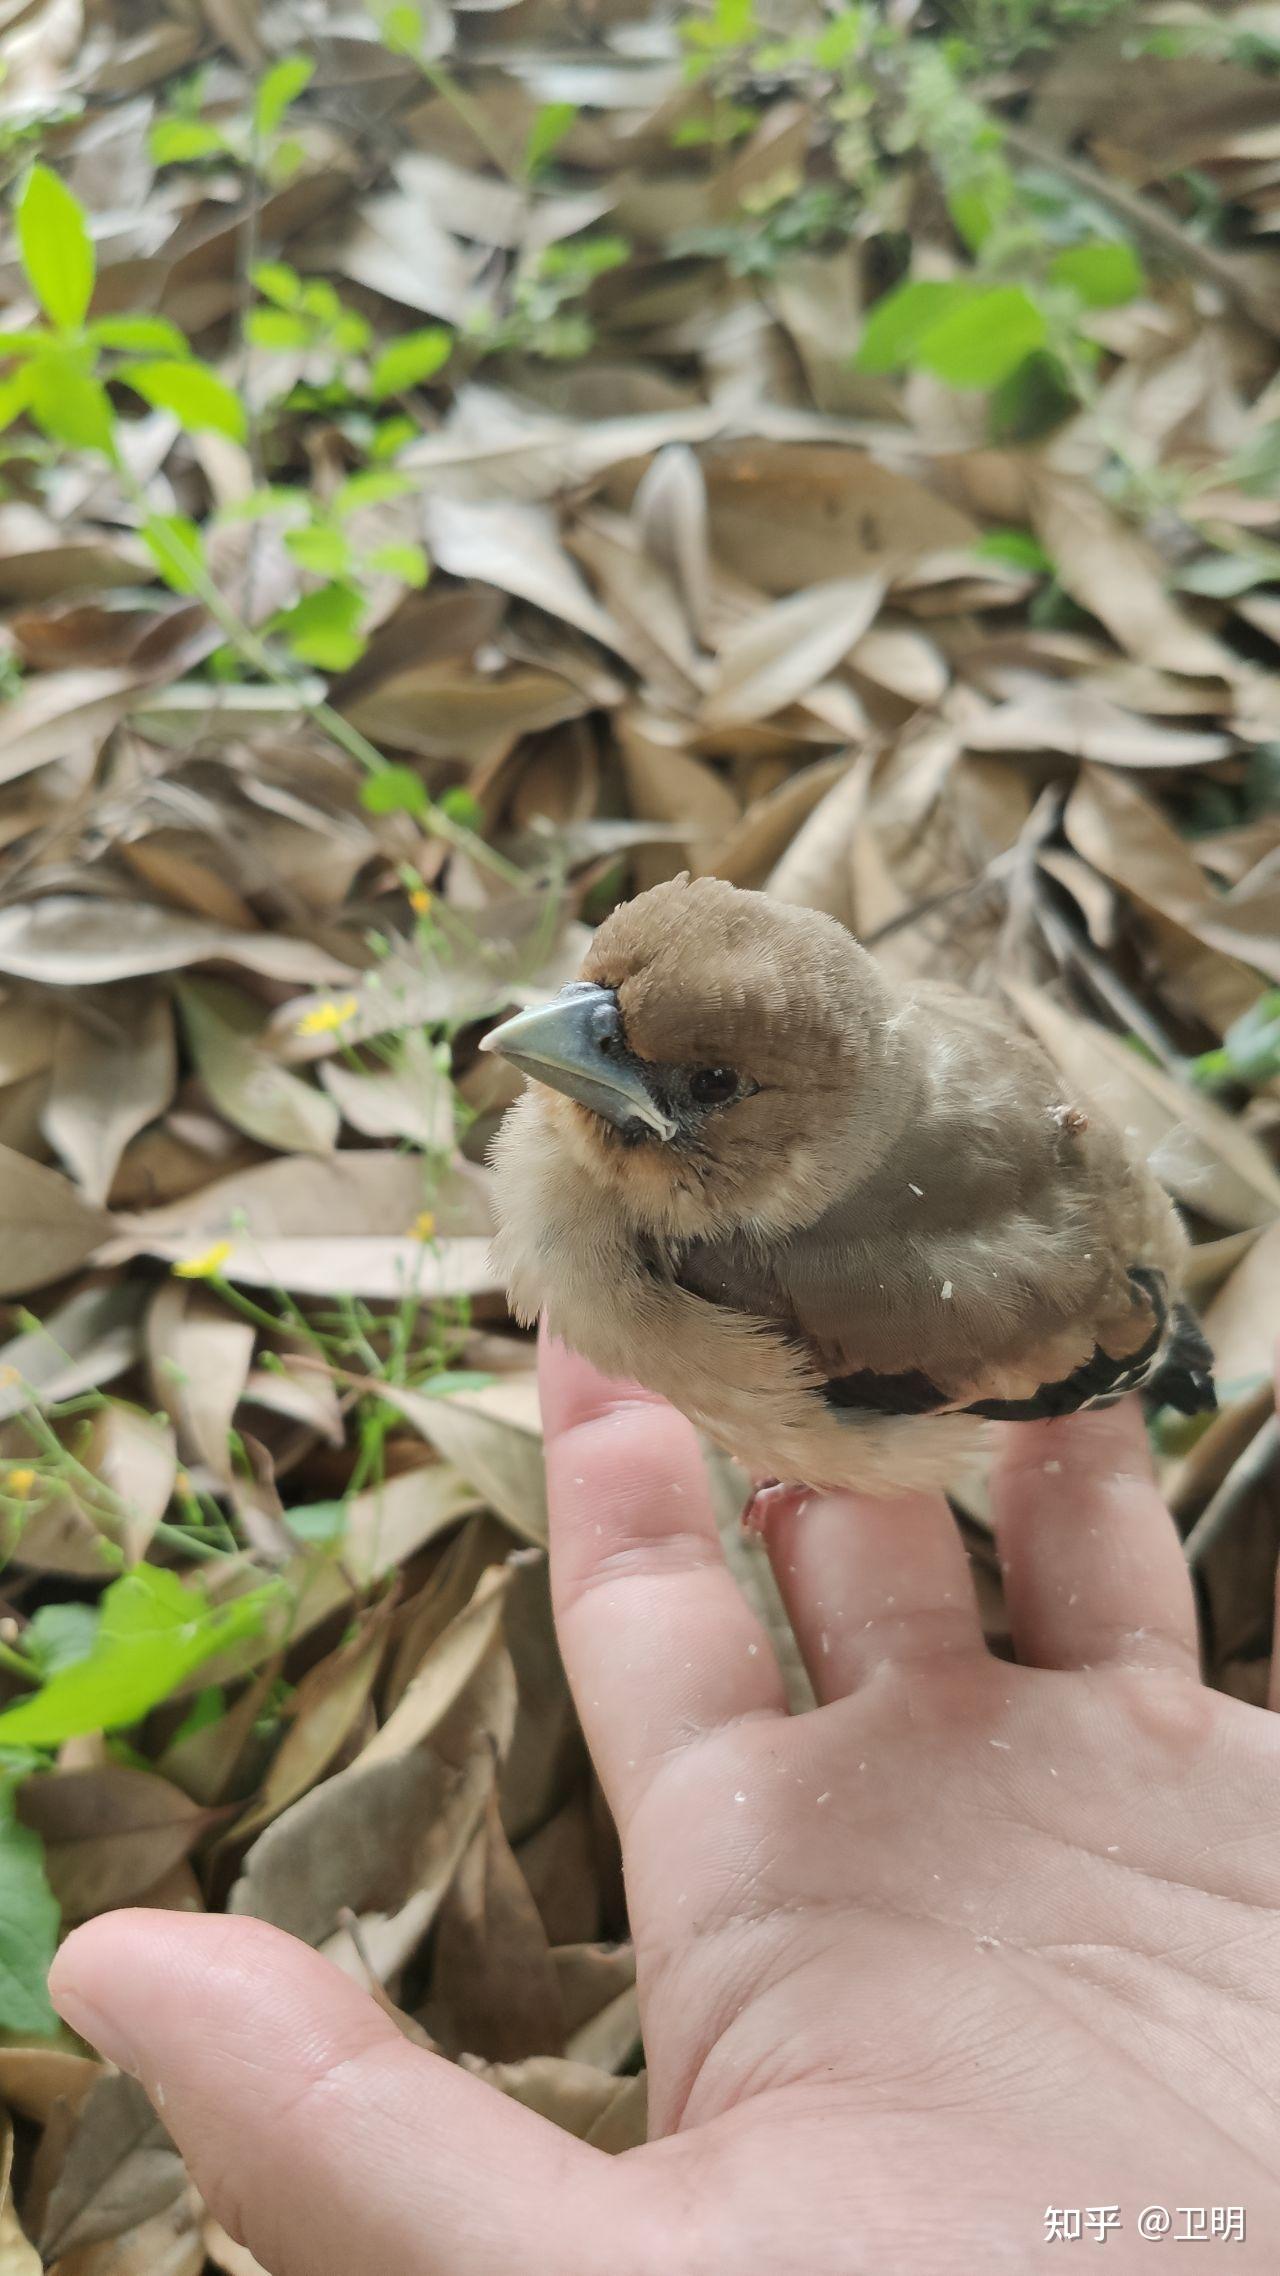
[{"left": 483, "top": 876, "right": 1215, "bottom": 1504}]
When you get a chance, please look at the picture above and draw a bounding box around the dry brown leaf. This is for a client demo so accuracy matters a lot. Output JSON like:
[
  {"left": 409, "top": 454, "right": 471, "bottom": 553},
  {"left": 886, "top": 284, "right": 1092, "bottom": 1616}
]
[
  {"left": 43, "top": 996, "right": 176, "bottom": 1208},
  {"left": 228, "top": 1602, "right": 393, "bottom": 1846},
  {"left": 146, "top": 1283, "right": 255, "bottom": 1482},
  {"left": 0, "top": 670, "right": 146, "bottom": 785},
  {"left": 371, "top": 1379, "right": 548, "bottom": 1544},
  {"left": 0, "top": 899, "right": 355, "bottom": 989},
  {"left": 1029, "top": 476, "right": 1238, "bottom": 678},
  {"left": 700, "top": 576, "right": 884, "bottom": 728},
  {"left": 427, "top": 1785, "right": 566, "bottom": 2060},
  {"left": 18, "top": 1767, "right": 214, "bottom": 1924},
  {"left": 460, "top": 2049, "right": 647, "bottom": 2149},
  {"left": 320, "top": 1031, "right": 456, "bottom": 1151},
  {"left": 175, "top": 980, "right": 339, "bottom": 1158},
  {"left": 343, "top": 1461, "right": 481, "bottom": 1586},
  {"left": 0, "top": 2048, "right": 98, "bottom": 2128},
  {"left": 0, "top": 1145, "right": 113, "bottom": 1298},
  {"left": 1202, "top": 1220, "right": 1280, "bottom": 1394},
  {"left": 37, "top": 2074, "right": 184, "bottom": 2265},
  {"left": 50, "top": 2191, "right": 205, "bottom": 2276},
  {"left": 1008, "top": 984, "right": 1280, "bottom": 1230},
  {"left": 703, "top": 444, "right": 979, "bottom": 591},
  {"left": 0, "top": 2199, "right": 41, "bottom": 2276},
  {"left": 229, "top": 1569, "right": 514, "bottom": 1946}
]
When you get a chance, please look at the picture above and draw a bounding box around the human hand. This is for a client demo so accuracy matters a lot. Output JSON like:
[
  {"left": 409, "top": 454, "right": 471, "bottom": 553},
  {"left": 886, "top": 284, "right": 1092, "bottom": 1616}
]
[{"left": 51, "top": 1336, "right": 1280, "bottom": 2273}]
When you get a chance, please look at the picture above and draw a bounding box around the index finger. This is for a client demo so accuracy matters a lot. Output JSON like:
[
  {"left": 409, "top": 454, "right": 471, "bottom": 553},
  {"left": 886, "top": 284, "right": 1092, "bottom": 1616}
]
[{"left": 539, "top": 1327, "right": 787, "bottom": 1831}]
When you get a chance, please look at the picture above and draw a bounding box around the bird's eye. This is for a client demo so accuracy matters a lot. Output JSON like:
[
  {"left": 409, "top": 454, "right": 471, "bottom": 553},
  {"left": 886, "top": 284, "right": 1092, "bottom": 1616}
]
[{"left": 688, "top": 1065, "right": 739, "bottom": 1108}]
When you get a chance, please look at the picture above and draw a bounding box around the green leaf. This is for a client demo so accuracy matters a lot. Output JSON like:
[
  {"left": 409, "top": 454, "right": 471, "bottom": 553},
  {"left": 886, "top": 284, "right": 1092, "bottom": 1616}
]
[
  {"left": 254, "top": 54, "right": 314, "bottom": 136},
  {"left": 283, "top": 1499, "right": 347, "bottom": 1547},
  {"left": 331, "top": 467, "right": 414, "bottom": 517},
  {"left": 24, "top": 1603, "right": 100, "bottom": 1679},
  {"left": 0, "top": 1777, "right": 58, "bottom": 2035},
  {"left": 438, "top": 784, "right": 483, "bottom": 831},
  {"left": 267, "top": 135, "right": 307, "bottom": 184},
  {"left": 117, "top": 357, "right": 247, "bottom": 439},
  {"left": 538, "top": 233, "right": 630, "bottom": 280},
  {"left": 364, "top": 540, "right": 429, "bottom": 587},
  {"left": 915, "top": 286, "right": 1047, "bottom": 388},
  {"left": 987, "top": 345, "right": 1076, "bottom": 443},
  {"left": 246, "top": 306, "right": 312, "bottom": 350},
  {"left": 854, "top": 279, "right": 972, "bottom": 372},
  {"left": 974, "top": 527, "right": 1053, "bottom": 574},
  {"left": 0, "top": 363, "right": 34, "bottom": 437},
  {"left": 141, "top": 512, "right": 207, "bottom": 595},
  {"left": 524, "top": 101, "right": 577, "bottom": 177},
  {"left": 1049, "top": 239, "right": 1143, "bottom": 308},
  {"left": 379, "top": 2, "right": 428, "bottom": 57},
  {"left": 28, "top": 346, "right": 116, "bottom": 454},
  {"left": 285, "top": 522, "right": 354, "bottom": 577},
  {"left": 360, "top": 764, "right": 429, "bottom": 817},
  {"left": 17, "top": 164, "right": 95, "bottom": 331},
  {"left": 251, "top": 259, "right": 304, "bottom": 308},
  {"left": 149, "top": 116, "right": 228, "bottom": 164},
  {"left": 369, "top": 325, "right": 452, "bottom": 400},
  {"left": 0, "top": 1567, "right": 279, "bottom": 1749},
  {"left": 91, "top": 312, "right": 190, "bottom": 356},
  {"left": 273, "top": 583, "right": 366, "bottom": 671}
]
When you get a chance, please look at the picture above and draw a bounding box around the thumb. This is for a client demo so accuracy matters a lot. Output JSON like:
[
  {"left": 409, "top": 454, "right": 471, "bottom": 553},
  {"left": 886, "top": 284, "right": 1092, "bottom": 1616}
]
[{"left": 50, "top": 1912, "right": 643, "bottom": 2276}]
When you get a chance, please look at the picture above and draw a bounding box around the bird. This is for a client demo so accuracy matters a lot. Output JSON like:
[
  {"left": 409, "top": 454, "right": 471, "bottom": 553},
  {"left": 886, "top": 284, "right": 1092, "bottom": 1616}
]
[{"left": 481, "top": 875, "right": 1216, "bottom": 1508}]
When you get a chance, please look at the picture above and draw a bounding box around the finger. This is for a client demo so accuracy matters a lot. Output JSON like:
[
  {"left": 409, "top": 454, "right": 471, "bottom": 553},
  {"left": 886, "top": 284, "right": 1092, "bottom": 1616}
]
[
  {"left": 49, "top": 1913, "right": 642, "bottom": 2276},
  {"left": 540, "top": 1328, "right": 787, "bottom": 1828},
  {"left": 991, "top": 1399, "right": 1200, "bottom": 1676},
  {"left": 765, "top": 1487, "right": 985, "bottom": 1702}
]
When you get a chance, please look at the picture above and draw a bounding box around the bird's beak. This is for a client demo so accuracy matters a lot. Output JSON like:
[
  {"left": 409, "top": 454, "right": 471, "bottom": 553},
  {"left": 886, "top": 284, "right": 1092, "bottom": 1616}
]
[{"left": 479, "top": 983, "right": 677, "bottom": 1140}]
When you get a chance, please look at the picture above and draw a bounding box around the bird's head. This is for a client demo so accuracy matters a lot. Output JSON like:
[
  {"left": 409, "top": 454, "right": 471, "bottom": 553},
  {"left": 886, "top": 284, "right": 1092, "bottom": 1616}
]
[{"left": 481, "top": 876, "right": 906, "bottom": 1239}]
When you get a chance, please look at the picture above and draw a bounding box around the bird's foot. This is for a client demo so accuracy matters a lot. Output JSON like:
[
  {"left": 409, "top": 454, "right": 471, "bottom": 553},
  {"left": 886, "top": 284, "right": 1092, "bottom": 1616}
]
[{"left": 741, "top": 1478, "right": 813, "bottom": 1537}]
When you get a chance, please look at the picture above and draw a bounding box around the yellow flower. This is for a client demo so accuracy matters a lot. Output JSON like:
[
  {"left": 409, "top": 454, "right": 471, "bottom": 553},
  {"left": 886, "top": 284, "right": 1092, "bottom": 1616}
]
[
  {"left": 409, "top": 887, "right": 432, "bottom": 916},
  {"left": 6, "top": 1467, "right": 35, "bottom": 1498},
  {"left": 0, "top": 1365, "right": 20, "bottom": 1388},
  {"left": 173, "top": 1239, "right": 233, "bottom": 1280},
  {"left": 175, "top": 1470, "right": 192, "bottom": 1496},
  {"left": 296, "top": 996, "right": 358, "bottom": 1037},
  {"left": 410, "top": 1210, "right": 436, "bottom": 1241}
]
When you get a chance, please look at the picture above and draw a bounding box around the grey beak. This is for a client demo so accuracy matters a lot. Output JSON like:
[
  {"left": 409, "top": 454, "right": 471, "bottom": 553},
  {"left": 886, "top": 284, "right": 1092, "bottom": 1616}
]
[{"left": 480, "top": 983, "right": 676, "bottom": 1140}]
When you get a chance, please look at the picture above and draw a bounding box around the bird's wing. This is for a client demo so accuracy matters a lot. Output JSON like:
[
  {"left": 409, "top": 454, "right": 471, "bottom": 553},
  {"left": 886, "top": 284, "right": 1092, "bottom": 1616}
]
[
  {"left": 676, "top": 1227, "right": 1174, "bottom": 1422},
  {"left": 678, "top": 988, "right": 1206, "bottom": 1424}
]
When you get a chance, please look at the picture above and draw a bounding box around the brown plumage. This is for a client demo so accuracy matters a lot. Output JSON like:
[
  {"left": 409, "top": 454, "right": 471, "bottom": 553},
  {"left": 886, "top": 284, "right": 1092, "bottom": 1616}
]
[{"left": 483, "top": 877, "right": 1215, "bottom": 1498}]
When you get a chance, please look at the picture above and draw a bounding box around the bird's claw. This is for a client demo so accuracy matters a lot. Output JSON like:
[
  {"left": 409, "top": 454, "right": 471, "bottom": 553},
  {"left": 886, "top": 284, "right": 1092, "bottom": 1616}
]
[{"left": 742, "top": 1479, "right": 813, "bottom": 1537}]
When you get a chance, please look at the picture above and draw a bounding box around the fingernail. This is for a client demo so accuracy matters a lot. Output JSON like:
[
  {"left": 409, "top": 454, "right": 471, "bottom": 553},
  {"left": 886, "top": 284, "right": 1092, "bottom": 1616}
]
[{"left": 49, "top": 1982, "right": 140, "bottom": 2078}]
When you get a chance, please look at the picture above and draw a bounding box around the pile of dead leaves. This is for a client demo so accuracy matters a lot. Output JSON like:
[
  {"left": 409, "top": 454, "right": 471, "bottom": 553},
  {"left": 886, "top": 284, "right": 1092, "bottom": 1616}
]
[{"left": 0, "top": 0, "right": 1279, "bottom": 2266}]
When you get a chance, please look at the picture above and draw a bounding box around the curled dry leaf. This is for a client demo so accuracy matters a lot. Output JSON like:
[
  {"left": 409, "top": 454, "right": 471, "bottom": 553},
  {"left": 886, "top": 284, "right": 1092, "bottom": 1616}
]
[
  {"left": 36, "top": 2073, "right": 185, "bottom": 2265},
  {"left": 17, "top": 1766, "right": 215, "bottom": 1924},
  {"left": 229, "top": 1568, "right": 514, "bottom": 1948}
]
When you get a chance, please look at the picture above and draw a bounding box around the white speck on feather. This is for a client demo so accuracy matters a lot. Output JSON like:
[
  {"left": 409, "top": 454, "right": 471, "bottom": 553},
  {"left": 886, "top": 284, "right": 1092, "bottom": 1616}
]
[
  {"left": 1044, "top": 1459, "right": 1062, "bottom": 1475},
  {"left": 976, "top": 1937, "right": 1000, "bottom": 1953},
  {"left": 940, "top": 1280, "right": 953, "bottom": 1300},
  {"left": 989, "top": 1739, "right": 1011, "bottom": 1750},
  {"left": 908, "top": 1182, "right": 924, "bottom": 1196},
  {"left": 816, "top": 1791, "right": 832, "bottom": 1807},
  {"left": 820, "top": 1630, "right": 830, "bottom": 1655},
  {"left": 734, "top": 1790, "right": 747, "bottom": 1804},
  {"left": 747, "top": 1641, "right": 758, "bottom": 1657}
]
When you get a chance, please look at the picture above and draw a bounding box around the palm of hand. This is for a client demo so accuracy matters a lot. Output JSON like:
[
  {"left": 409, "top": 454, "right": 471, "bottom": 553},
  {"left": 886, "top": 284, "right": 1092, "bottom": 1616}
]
[
  {"left": 628, "top": 1656, "right": 1280, "bottom": 2268},
  {"left": 49, "top": 1340, "right": 1280, "bottom": 2276}
]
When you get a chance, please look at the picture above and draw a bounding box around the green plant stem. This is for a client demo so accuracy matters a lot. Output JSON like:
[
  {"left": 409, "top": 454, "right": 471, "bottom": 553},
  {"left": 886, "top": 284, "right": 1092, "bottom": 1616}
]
[
  {"left": 152, "top": 1520, "right": 231, "bottom": 1563},
  {"left": 0, "top": 1639, "right": 37, "bottom": 1686},
  {"left": 419, "top": 60, "right": 522, "bottom": 184},
  {"left": 120, "top": 475, "right": 527, "bottom": 890}
]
